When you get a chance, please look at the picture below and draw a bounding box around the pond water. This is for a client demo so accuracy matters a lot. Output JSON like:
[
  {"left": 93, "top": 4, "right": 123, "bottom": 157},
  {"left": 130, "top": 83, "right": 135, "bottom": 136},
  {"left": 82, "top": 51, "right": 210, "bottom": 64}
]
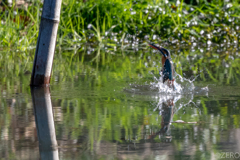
[{"left": 0, "top": 45, "right": 240, "bottom": 160}]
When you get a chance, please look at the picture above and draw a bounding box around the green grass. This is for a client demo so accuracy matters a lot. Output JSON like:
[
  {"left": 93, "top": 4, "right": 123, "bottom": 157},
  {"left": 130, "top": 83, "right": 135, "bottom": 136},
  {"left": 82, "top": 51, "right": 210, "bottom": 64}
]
[{"left": 0, "top": 0, "right": 240, "bottom": 49}]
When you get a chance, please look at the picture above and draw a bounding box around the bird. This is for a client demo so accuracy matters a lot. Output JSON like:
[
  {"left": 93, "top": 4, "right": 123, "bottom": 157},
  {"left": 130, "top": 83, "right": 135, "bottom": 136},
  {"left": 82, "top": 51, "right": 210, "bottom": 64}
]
[{"left": 148, "top": 43, "right": 175, "bottom": 89}]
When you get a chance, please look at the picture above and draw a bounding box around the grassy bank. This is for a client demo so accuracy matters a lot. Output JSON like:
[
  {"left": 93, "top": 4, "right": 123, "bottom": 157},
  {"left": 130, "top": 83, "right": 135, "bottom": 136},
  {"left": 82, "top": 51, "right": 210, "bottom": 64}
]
[{"left": 0, "top": 0, "right": 240, "bottom": 50}]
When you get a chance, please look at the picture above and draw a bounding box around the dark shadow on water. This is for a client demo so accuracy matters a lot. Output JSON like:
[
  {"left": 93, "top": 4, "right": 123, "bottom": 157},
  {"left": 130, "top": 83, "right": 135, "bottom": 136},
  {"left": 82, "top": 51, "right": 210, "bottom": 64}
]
[{"left": 31, "top": 87, "right": 59, "bottom": 160}]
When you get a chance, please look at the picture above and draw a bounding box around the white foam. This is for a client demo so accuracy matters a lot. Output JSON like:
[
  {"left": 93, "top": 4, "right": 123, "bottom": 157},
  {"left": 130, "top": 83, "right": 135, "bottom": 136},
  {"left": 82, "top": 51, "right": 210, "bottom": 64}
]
[{"left": 150, "top": 71, "right": 197, "bottom": 94}]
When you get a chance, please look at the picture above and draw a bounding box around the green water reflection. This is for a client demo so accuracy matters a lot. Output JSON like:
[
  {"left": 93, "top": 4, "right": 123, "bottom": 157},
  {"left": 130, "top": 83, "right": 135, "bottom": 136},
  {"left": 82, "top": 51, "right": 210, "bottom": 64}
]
[{"left": 0, "top": 46, "right": 240, "bottom": 159}]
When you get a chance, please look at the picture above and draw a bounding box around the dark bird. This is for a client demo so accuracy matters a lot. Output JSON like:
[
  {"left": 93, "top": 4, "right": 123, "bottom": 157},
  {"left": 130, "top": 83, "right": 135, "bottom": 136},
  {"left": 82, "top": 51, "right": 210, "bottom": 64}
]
[{"left": 148, "top": 43, "right": 175, "bottom": 89}]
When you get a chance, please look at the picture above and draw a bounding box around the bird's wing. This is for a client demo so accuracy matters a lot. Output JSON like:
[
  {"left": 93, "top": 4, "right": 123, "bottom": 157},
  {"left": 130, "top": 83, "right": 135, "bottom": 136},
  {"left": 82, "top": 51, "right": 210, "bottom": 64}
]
[{"left": 163, "top": 59, "right": 173, "bottom": 80}]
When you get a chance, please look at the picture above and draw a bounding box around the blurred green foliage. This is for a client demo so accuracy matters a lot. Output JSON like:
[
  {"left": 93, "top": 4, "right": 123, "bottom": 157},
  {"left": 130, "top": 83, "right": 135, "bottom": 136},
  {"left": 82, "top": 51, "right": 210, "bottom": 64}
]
[{"left": 0, "top": 0, "right": 240, "bottom": 49}]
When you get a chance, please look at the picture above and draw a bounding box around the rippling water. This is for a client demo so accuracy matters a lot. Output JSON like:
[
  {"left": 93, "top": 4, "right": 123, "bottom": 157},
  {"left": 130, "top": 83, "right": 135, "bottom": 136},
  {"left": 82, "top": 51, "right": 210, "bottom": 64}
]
[{"left": 0, "top": 46, "right": 240, "bottom": 159}]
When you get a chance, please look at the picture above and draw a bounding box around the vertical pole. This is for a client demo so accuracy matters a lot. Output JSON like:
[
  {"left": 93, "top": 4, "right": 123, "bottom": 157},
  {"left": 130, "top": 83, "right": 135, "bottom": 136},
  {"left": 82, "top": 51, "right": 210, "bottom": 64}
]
[
  {"left": 31, "top": 87, "right": 59, "bottom": 160},
  {"left": 30, "top": 0, "right": 62, "bottom": 86}
]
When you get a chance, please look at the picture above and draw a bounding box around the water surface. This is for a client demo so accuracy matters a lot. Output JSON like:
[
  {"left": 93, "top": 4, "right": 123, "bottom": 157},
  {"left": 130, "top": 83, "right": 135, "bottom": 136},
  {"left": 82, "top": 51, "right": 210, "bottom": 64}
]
[{"left": 0, "top": 46, "right": 240, "bottom": 159}]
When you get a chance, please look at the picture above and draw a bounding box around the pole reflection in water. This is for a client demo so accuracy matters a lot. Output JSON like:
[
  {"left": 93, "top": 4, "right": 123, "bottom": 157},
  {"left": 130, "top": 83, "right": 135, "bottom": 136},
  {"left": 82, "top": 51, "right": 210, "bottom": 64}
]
[{"left": 31, "top": 87, "right": 59, "bottom": 160}]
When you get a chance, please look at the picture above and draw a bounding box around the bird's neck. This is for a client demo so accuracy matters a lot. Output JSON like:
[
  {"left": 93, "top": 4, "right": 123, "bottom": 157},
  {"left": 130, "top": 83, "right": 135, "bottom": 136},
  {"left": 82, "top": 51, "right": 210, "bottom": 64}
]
[{"left": 162, "top": 56, "right": 167, "bottom": 67}]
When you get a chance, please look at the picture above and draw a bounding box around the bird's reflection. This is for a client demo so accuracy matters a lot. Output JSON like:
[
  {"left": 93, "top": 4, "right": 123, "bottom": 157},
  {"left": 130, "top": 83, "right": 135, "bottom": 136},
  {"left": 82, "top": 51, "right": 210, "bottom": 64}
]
[
  {"left": 150, "top": 94, "right": 193, "bottom": 139},
  {"left": 31, "top": 87, "right": 59, "bottom": 160},
  {"left": 159, "top": 98, "right": 174, "bottom": 135}
]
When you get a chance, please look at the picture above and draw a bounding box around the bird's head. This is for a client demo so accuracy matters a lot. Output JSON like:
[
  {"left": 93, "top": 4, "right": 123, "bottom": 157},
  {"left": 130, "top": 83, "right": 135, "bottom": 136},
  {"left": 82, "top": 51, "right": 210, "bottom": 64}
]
[
  {"left": 148, "top": 43, "right": 175, "bottom": 87},
  {"left": 148, "top": 43, "right": 170, "bottom": 57},
  {"left": 148, "top": 43, "right": 171, "bottom": 66}
]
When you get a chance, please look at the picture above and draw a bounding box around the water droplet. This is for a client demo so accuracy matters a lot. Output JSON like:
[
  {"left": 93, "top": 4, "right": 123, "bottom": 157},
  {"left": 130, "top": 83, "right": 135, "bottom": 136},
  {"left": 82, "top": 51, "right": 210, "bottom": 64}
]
[
  {"left": 87, "top": 24, "right": 92, "bottom": 29},
  {"left": 226, "top": 3, "right": 232, "bottom": 8},
  {"left": 131, "top": 11, "right": 136, "bottom": 15},
  {"left": 176, "top": 0, "right": 180, "bottom": 5},
  {"left": 153, "top": 35, "right": 157, "bottom": 40},
  {"left": 207, "top": 34, "right": 211, "bottom": 39},
  {"left": 207, "top": 40, "right": 212, "bottom": 45}
]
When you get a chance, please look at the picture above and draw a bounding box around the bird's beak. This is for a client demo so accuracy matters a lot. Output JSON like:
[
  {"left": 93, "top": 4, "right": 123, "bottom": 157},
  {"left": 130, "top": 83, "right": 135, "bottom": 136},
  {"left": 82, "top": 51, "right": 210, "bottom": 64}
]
[{"left": 148, "top": 43, "right": 167, "bottom": 58}]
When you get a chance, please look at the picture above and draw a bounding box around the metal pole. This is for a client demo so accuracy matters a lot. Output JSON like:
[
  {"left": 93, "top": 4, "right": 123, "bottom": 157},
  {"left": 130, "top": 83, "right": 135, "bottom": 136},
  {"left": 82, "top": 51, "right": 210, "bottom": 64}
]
[
  {"left": 30, "top": 0, "right": 62, "bottom": 86},
  {"left": 31, "top": 87, "right": 59, "bottom": 160}
]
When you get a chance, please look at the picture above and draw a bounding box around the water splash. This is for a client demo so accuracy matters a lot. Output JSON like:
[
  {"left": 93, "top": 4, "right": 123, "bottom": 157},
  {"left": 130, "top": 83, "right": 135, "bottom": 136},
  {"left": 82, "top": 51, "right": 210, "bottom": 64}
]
[
  {"left": 151, "top": 90, "right": 201, "bottom": 136},
  {"left": 125, "top": 71, "right": 209, "bottom": 96},
  {"left": 150, "top": 72, "right": 196, "bottom": 94}
]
